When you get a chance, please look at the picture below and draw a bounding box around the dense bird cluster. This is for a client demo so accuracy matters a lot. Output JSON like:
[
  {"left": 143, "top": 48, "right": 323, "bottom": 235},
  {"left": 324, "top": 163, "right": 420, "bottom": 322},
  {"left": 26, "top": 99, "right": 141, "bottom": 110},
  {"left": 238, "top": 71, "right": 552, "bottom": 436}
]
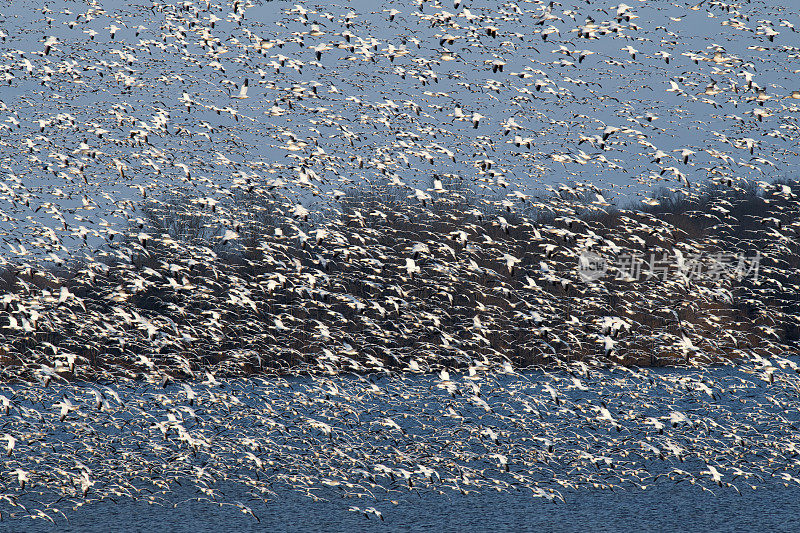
[
  {"left": 2, "top": 362, "right": 800, "bottom": 523},
  {"left": 0, "top": 0, "right": 799, "bottom": 524}
]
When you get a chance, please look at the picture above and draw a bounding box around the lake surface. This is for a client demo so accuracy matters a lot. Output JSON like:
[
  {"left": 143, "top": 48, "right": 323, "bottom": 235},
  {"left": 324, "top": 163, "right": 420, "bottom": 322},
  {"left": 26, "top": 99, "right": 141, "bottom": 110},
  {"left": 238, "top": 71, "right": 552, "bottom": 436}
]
[
  {"left": 3, "top": 363, "right": 800, "bottom": 532},
  {"left": 10, "top": 481, "right": 800, "bottom": 533}
]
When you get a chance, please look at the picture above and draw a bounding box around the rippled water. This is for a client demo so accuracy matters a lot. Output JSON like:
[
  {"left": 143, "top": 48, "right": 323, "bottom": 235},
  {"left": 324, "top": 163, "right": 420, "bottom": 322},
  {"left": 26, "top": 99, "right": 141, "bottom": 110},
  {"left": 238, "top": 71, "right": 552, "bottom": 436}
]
[
  {"left": 5, "top": 364, "right": 800, "bottom": 532},
  {"left": 13, "top": 482, "right": 800, "bottom": 533}
]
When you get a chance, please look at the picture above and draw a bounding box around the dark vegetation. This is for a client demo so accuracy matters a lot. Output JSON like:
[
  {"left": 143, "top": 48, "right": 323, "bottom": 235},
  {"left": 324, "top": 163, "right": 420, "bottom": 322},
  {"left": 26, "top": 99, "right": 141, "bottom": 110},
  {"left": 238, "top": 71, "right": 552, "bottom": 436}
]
[{"left": 1, "top": 178, "right": 799, "bottom": 382}]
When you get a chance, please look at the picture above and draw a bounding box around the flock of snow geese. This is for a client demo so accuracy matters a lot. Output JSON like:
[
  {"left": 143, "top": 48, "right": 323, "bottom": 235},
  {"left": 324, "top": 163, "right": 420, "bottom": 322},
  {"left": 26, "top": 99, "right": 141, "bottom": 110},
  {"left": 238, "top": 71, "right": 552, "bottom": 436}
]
[{"left": 0, "top": 0, "right": 800, "bottom": 524}]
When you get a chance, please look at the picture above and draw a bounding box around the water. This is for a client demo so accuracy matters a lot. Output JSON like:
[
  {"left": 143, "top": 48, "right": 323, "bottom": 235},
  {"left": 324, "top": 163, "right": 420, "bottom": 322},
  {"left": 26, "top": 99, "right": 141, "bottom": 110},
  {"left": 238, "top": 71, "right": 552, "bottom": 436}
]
[
  {"left": 3, "top": 364, "right": 800, "bottom": 532},
  {"left": 9, "top": 482, "right": 800, "bottom": 532}
]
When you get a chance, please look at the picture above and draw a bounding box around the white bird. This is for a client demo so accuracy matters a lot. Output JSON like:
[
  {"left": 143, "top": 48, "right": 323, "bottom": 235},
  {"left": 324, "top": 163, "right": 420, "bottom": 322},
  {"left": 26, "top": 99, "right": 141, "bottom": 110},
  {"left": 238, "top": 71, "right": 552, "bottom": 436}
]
[
  {"left": 3, "top": 434, "right": 16, "bottom": 456},
  {"left": 43, "top": 36, "right": 58, "bottom": 55},
  {"left": 221, "top": 229, "right": 239, "bottom": 245},
  {"left": 404, "top": 258, "right": 421, "bottom": 277},
  {"left": 674, "top": 148, "right": 696, "bottom": 164},
  {"left": 503, "top": 254, "right": 521, "bottom": 275},
  {"left": 231, "top": 79, "right": 249, "bottom": 99}
]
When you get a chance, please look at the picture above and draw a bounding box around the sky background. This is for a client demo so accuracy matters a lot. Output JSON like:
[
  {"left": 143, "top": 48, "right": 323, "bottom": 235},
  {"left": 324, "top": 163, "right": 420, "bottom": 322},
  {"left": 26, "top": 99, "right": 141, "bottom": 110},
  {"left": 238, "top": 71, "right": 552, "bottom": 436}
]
[{"left": 0, "top": 0, "right": 798, "bottom": 258}]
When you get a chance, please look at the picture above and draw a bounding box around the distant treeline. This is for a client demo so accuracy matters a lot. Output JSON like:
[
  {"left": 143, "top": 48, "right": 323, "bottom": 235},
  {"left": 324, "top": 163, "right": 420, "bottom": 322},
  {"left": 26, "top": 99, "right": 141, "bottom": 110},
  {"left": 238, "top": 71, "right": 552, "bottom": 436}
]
[{"left": 0, "top": 178, "right": 798, "bottom": 382}]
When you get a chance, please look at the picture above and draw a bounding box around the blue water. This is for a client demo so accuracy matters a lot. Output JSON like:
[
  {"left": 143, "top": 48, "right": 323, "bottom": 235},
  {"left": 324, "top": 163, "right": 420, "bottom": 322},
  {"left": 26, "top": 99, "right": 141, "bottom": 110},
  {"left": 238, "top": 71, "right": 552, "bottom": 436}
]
[
  {"left": 3, "top": 363, "right": 800, "bottom": 532},
  {"left": 9, "top": 483, "right": 800, "bottom": 533}
]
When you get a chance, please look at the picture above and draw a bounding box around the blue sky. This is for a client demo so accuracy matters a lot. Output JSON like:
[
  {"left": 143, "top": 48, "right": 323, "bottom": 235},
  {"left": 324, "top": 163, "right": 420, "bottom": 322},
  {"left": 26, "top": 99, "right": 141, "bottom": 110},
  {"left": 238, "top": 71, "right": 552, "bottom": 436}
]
[{"left": 0, "top": 0, "right": 797, "bottom": 256}]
